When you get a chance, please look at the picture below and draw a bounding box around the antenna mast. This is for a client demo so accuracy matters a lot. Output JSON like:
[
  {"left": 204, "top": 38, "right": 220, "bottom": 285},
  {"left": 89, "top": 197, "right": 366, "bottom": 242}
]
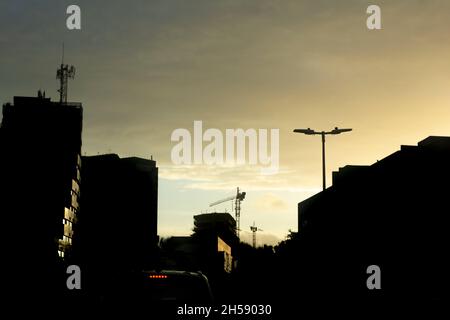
[{"left": 56, "top": 44, "right": 76, "bottom": 104}]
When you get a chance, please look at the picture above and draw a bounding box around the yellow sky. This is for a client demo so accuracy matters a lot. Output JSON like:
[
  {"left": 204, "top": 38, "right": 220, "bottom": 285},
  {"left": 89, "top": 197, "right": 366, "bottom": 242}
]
[{"left": 2, "top": 0, "right": 450, "bottom": 243}]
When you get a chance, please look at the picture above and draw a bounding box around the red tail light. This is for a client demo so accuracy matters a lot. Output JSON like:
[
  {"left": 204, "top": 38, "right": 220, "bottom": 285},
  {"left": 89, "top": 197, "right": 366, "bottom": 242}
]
[{"left": 148, "top": 274, "right": 168, "bottom": 279}]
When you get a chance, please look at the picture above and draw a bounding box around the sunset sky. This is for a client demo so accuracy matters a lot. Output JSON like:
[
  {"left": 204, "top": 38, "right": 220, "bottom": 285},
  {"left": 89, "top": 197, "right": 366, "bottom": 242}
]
[{"left": 2, "top": 0, "right": 450, "bottom": 245}]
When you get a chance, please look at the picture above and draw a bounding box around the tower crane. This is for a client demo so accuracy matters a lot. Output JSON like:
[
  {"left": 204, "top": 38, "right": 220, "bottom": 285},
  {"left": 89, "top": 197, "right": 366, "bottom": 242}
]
[
  {"left": 210, "top": 187, "right": 246, "bottom": 240},
  {"left": 250, "top": 222, "right": 263, "bottom": 248}
]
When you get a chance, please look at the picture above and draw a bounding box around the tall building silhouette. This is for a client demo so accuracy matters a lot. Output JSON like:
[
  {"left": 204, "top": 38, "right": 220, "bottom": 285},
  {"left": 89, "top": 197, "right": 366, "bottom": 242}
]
[
  {"left": 297, "top": 136, "right": 450, "bottom": 300},
  {"left": 0, "top": 93, "right": 83, "bottom": 297},
  {"left": 74, "top": 154, "right": 158, "bottom": 298}
]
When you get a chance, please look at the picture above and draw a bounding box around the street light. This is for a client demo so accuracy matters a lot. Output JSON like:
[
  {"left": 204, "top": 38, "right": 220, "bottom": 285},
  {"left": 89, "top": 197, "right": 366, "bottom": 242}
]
[{"left": 293, "top": 127, "right": 352, "bottom": 191}]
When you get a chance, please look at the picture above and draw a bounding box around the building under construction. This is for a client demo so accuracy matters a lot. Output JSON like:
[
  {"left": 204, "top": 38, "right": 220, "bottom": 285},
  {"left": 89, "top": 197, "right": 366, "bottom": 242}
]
[{"left": 192, "top": 212, "right": 238, "bottom": 274}]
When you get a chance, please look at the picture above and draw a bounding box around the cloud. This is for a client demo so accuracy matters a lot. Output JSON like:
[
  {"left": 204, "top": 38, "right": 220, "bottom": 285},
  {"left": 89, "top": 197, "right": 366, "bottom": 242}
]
[
  {"left": 254, "top": 193, "right": 288, "bottom": 210},
  {"left": 159, "top": 164, "right": 321, "bottom": 193},
  {"left": 4, "top": 0, "right": 450, "bottom": 241}
]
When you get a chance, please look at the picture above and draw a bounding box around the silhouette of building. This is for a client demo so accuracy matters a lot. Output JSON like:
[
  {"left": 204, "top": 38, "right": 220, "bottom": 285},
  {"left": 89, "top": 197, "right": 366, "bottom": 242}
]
[
  {"left": 194, "top": 213, "right": 237, "bottom": 245},
  {"left": 192, "top": 213, "right": 238, "bottom": 275},
  {"left": 0, "top": 93, "right": 82, "bottom": 296},
  {"left": 159, "top": 213, "right": 237, "bottom": 277},
  {"left": 159, "top": 236, "right": 200, "bottom": 270},
  {"left": 297, "top": 136, "right": 450, "bottom": 300},
  {"left": 74, "top": 154, "right": 158, "bottom": 297}
]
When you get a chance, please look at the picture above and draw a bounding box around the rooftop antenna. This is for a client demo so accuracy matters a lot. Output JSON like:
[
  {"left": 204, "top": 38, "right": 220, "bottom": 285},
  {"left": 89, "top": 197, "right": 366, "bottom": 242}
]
[{"left": 56, "top": 43, "right": 75, "bottom": 104}]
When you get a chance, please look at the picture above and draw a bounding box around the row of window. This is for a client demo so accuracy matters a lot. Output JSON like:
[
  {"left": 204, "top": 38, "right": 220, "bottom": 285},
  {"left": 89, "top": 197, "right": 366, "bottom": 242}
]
[
  {"left": 64, "top": 207, "right": 77, "bottom": 222},
  {"left": 62, "top": 235, "right": 72, "bottom": 244},
  {"left": 62, "top": 206, "right": 75, "bottom": 249},
  {"left": 59, "top": 159, "right": 80, "bottom": 260},
  {"left": 71, "top": 192, "right": 79, "bottom": 210},
  {"left": 72, "top": 179, "right": 80, "bottom": 195},
  {"left": 64, "top": 222, "right": 73, "bottom": 236},
  {"left": 63, "top": 218, "right": 73, "bottom": 227}
]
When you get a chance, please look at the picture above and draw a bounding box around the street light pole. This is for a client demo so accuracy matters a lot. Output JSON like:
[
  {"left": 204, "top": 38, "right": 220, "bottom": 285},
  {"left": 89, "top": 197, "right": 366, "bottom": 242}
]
[
  {"left": 293, "top": 127, "right": 352, "bottom": 191},
  {"left": 321, "top": 132, "right": 326, "bottom": 191}
]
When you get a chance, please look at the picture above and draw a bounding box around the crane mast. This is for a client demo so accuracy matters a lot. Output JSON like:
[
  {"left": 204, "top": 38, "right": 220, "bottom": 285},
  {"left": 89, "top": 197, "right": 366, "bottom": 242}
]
[
  {"left": 209, "top": 187, "right": 246, "bottom": 240},
  {"left": 250, "top": 222, "right": 263, "bottom": 248}
]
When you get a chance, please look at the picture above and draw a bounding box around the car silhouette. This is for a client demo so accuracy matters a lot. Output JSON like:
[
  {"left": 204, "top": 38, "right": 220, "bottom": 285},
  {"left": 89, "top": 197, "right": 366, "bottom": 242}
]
[{"left": 129, "top": 270, "right": 214, "bottom": 303}]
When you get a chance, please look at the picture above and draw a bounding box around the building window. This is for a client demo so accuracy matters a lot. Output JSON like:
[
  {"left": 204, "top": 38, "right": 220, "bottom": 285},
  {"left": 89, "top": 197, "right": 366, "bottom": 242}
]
[
  {"left": 63, "top": 219, "right": 73, "bottom": 227},
  {"left": 64, "top": 207, "right": 78, "bottom": 222},
  {"left": 72, "top": 179, "right": 80, "bottom": 194},
  {"left": 63, "top": 235, "right": 72, "bottom": 244},
  {"left": 58, "top": 250, "right": 65, "bottom": 258},
  {"left": 71, "top": 193, "right": 79, "bottom": 210}
]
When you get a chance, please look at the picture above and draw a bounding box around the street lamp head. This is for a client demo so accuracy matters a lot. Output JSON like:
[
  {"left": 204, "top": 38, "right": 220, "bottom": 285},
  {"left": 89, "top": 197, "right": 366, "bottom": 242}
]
[
  {"left": 293, "top": 128, "right": 316, "bottom": 135},
  {"left": 293, "top": 125, "right": 352, "bottom": 191},
  {"left": 294, "top": 127, "right": 352, "bottom": 135},
  {"left": 330, "top": 127, "right": 352, "bottom": 135}
]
